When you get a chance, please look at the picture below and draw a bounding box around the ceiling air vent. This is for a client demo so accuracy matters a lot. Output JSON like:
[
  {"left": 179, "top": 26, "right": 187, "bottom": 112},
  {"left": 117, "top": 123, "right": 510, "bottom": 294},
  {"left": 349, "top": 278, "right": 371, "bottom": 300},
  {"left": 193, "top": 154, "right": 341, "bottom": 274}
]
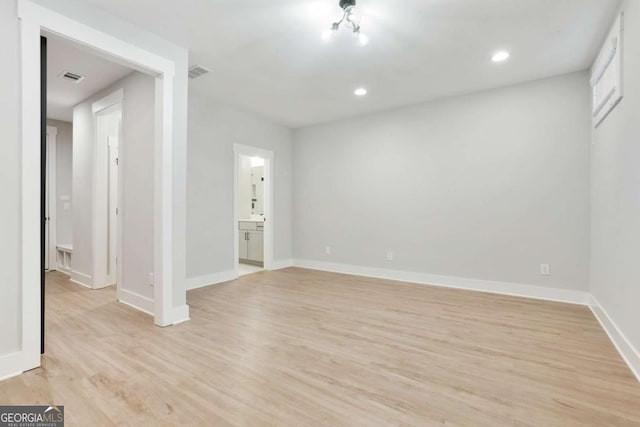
[
  {"left": 188, "top": 65, "right": 211, "bottom": 80},
  {"left": 59, "top": 70, "right": 86, "bottom": 84}
]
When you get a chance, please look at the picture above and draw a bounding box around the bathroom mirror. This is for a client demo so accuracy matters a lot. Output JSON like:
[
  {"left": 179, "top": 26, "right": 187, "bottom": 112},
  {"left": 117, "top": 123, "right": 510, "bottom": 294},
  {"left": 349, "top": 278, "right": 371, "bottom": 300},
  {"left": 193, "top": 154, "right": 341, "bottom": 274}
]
[{"left": 251, "top": 165, "right": 264, "bottom": 216}]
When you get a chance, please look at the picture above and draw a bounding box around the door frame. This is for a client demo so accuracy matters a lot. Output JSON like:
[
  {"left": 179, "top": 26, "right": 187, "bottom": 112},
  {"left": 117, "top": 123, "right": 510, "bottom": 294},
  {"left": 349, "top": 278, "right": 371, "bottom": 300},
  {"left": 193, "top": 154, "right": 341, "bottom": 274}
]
[
  {"left": 233, "top": 144, "right": 274, "bottom": 277},
  {"left": 45, "top": 125, "right": 57, "bottom": 272},
  {"left": 92, "top": 92, "right": 122, "bottom": 290},
  {"left": 8, "top": 0, "right": 181, "bottom": 379}
]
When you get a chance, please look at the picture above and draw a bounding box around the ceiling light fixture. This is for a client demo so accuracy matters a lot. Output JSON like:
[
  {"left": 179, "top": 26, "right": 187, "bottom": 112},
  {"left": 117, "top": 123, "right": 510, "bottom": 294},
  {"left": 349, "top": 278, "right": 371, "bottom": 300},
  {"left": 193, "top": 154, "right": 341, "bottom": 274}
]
[
  {"left": 354, "top": 87, "right": 368, "bottom": 96},
  {"left": 492, "top": 51, "right": 510, "bottom": 62},
  {"left": 323, "top": 0, "right": 368, "bottom": 46}
]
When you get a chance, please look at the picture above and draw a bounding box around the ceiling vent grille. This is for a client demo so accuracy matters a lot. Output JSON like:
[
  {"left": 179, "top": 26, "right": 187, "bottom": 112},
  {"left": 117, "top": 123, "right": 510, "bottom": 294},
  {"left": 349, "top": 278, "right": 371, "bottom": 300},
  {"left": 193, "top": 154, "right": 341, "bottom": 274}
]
[
  {"left": 188, "top": 65, "right": 211, "bottom": 80},
  {"left": 59, "top": 70, "right": 86, "bottom": 84}
]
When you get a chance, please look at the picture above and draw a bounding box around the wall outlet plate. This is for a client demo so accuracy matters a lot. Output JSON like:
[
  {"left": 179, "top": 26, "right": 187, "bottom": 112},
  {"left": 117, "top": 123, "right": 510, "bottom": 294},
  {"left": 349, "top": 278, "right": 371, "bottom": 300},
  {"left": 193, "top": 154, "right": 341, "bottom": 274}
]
[
  {"left": 540, "top": 264, "right": 550, "bottom": 276},
  {"left": 325, "top": 246, "right": 331, "bottom": 255},
  {"left": 386, "top": 251, "right": 394, "bottom": 261}
]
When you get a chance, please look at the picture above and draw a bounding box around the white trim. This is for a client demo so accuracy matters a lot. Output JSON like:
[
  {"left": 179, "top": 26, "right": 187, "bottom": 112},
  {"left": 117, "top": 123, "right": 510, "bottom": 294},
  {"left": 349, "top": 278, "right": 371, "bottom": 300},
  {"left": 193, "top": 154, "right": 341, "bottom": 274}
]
[
  {"left": 186, "top": 270, "right": 236, "bottom": 291},
  {"left": 18, "top": 17, "right": 42, "bottom": 377},
  {"left": 292, "top": 259, "right": 590, "bottom": 305},
  {"left": 0, "top": 352, "right": 25, "bottom": 382},
  {"left": 0, "top": 361, "right": 24, "bottom": 382},
  {"left": 17, "top": 1, "right": 175, "bottom": 77},
  {"left": 91, "top": 89, "right": 123, "bottom": 114},
  {"left": 118, "top": 289, "right": 154, "bottom": 316},
  {"left": 171, "top": 305, "right": 191, "bottom": 325},
  {"left": 92, "top": 97, "right": 121, "bottom": 290},
  {"left": 45, "top": 126, "right": 57, "bottom": 272},
  {"left": 233, "top": 144, "right": 274, "bottom": 279},
  {"left": 272, "top": 259, "right": 294, "bottom": 270},
  {"left": 152, "top": 75, "right": 177, "bottom": 326},
  {"left": 588, "top": 296, "right": 640, "bottom": 383},
  {"left": 69, "top": 271, "right": 92, "bottom": 288}
]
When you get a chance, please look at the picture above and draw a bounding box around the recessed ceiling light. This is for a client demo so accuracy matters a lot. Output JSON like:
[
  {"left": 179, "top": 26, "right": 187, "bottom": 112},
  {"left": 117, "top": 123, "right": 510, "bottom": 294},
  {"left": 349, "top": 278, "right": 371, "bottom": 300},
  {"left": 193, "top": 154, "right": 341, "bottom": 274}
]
[
  {"left": 492, "top": 51, "right": 510, "bottom": 62},
  {"left": 354, "top": 88, "right": 368, "bottom": 96}
]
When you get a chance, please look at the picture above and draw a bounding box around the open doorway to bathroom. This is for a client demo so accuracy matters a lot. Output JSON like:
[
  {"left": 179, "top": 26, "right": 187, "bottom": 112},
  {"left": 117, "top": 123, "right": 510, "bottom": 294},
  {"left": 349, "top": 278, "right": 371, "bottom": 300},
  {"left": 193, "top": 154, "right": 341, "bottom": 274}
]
[
  {"left": 237, "top": 154, "right": 265, "bottom": 276},
  {"left": 233, "top": 144, "right": 274, "bottom": 278}
]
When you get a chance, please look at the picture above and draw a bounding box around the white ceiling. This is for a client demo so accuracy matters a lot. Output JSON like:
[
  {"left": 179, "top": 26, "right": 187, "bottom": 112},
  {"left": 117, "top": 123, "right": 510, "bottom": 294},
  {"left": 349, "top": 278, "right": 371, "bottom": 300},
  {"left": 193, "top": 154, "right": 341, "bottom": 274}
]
[
  {"left": 47, "top": 35, "right": 133, "bottom": 122},
  {"left": 81, "top": 0, "right": 621, "bottom": 128}
]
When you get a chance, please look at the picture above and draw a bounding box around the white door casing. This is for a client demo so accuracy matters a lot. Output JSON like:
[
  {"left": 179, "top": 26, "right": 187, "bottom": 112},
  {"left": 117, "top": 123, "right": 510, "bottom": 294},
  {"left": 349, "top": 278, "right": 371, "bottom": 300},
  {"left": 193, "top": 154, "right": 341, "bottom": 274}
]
[
  {"left": 92, "top": 98, "right": 121, "bottom": 289},
  {"left": 108, "top": 136, "right": 119, "bottom": 285},
  {"left": 9, "top": 0, "right": 185, "bottom": 381}
]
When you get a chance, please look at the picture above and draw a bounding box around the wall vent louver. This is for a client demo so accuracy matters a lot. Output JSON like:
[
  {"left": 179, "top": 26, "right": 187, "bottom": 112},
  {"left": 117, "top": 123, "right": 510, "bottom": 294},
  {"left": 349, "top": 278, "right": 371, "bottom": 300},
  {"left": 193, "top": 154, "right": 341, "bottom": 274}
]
[
  {"left": 188, "top": 65, "right": 211, "bottom": 80},
  {"left": 59, "top": 70, "right": 86, "bottom": 84}
]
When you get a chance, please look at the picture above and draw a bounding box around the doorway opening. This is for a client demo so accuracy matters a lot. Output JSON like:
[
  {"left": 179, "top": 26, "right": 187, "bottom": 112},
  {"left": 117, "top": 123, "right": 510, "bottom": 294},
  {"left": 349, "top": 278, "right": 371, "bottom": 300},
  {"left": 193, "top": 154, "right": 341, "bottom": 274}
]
[
  {"left": 14, "top": 0, "right": 182, "bottom": 377},
  {"left": 41, "top": 33, "right": 149, "bottom": 353},
  {"left": 233, "top": 144, "right": 274, "bottom": 278},
  {"left": 238, "top": 154, "right": 265, "bottom": 276}
]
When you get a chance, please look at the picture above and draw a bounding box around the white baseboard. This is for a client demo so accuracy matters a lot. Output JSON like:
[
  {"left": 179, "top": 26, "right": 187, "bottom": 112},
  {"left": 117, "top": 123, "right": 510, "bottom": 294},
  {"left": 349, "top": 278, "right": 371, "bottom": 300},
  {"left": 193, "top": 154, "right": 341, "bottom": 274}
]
[
  {"left": 56, "top": 264, "right": 71, "bottom": 276},
  {"left": 186, "top": 270, "right": 237, "bottom": 291},
  {"left": 291, "top": 259, "right": 640, "bottom": 383},
  {"left": 70, "top": 270, "right": 92, "bottom": 288},
  {"left": 185, "top": 260, "right": 294, "bottom": 291},
  {"left": 292, "top": 259, "right": 590, "bottom": 305},
  {"left": 171, "top": 305, "right": 191, "bottom": 325},
  {"left": 271, "top": 259, "right": 294, "bottom": 270},
  {"left": 0, "top": 351, "right": 32, "bottom": 382},
  {"left": 588, "top": 295, "right": 640, "bottom": 383},
  {"left": 118, "top": 288, "right": 154, "bottom": 316}
]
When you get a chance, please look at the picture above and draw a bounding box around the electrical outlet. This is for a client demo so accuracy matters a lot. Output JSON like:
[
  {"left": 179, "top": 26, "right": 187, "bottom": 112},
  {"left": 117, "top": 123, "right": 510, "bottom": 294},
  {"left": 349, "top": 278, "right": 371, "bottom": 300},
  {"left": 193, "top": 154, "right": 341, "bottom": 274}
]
[
  {"left": 386, "top": 251, "right": 394, "bottom": 261},
  {"left": 148, "top": 272, "right": 155, "bottom": 286},
  {"left": 540, "top": 264, "right": 550, "bottom": 276},
  {"left": 325, "top": 246, "right": 331, "bottom": 255}
]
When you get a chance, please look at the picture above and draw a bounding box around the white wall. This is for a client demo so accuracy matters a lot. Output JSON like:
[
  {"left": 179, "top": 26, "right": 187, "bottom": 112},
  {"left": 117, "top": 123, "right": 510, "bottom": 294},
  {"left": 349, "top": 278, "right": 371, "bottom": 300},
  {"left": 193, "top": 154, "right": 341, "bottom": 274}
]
[
  {"left": 293, "top": 72, "right": 591, "bottom": 292},
  {"left": 47, "top": 119, "right": 73, "bottom": 246},
  {"left": 591, "top": 0, "right": 640, "bottom": 351},
  {"left": 73, "top": 71, "right": 155, "bottom": 300},
  {"left": 0, "top": 0, "right": 21, "bottom": 356},
  {"left": 187, "top": 94, "right": 293, "bottom": 280}
]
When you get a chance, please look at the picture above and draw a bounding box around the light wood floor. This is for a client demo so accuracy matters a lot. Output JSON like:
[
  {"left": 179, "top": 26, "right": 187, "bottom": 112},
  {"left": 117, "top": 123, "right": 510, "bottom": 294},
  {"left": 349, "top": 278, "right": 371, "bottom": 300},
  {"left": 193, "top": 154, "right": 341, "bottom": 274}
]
[{"left": 1, "top": 269, "right": 639, "bottom": 426}]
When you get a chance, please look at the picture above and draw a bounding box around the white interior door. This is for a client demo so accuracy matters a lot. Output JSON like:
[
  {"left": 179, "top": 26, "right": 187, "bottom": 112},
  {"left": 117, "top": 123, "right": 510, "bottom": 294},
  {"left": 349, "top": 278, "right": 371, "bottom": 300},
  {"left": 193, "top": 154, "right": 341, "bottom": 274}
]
[{"left": 108, "top": 136, "right": 119, "bottom": 285}]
